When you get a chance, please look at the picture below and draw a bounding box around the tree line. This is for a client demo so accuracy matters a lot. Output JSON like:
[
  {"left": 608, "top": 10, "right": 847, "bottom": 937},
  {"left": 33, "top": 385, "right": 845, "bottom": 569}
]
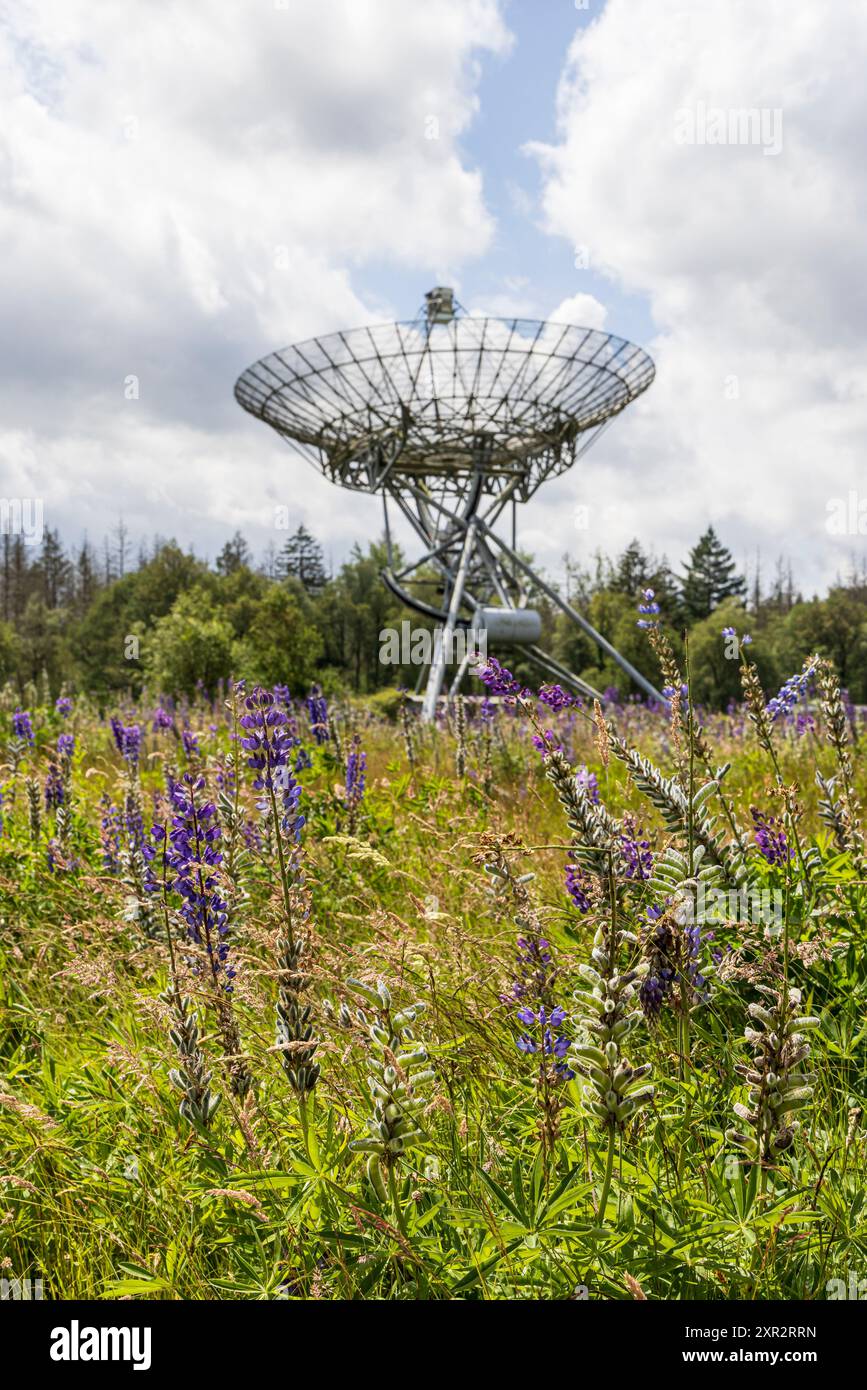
[{"left": 1, "top": 522, "right": 865, "bottom": 708}]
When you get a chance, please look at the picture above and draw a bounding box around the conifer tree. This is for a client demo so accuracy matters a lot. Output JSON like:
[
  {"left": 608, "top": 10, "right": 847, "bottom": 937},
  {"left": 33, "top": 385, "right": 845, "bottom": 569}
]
[
  {"left": 278, "top": 525, "right": 328, "bottom": 594},
  {"left": 680, "top": 526, "right": 745, "bottom": 621},
  {"left": 216, "top": 530, "right": 251, "bottom": 576}
]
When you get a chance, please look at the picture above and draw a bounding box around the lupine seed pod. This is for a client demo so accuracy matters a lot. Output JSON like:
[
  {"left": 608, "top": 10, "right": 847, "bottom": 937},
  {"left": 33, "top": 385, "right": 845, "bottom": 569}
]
[
  {"left": 454, "top": 695, "right": 467, "bottom": 779},
  {"left": 276, "top": 933, "right": 320, "bottom": 1094},
  {"left": 347, "top": 981, "right": 434, "bottom": 1192},
  {"left": 815, "top": 770, "right": 851, "bottom": 855},
  {"left": 25, "top": 776, "right": 41, "bottom": 844},
  {"left": 571, "top": 920, "right": 654, "bottom": 1133},
  {"left": 347, "top": 977, "right": 386, "bottom": 1008},
  {"left": 118, "top": 773, "right": 159, "bottom": 938},
  {"left": 816, "top": 659, "right": 866, "bottom": 872},
  {"left": 543, "top": 747, "right": 617, "bottom": 887},
  {"left": 216, "top": 997, "right": 254, "bottom": 1101},
  {"left": 727, "top": 985, "right": 819, "bottom": 1162},
  {"left": 163, "top": 986, "right": 221, "bottom": 1129}
]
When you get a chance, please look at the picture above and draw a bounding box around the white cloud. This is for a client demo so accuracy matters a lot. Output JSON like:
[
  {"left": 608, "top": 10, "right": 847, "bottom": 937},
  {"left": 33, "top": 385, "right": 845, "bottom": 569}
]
[
  {"left": 526, "top": 0, "right": 867, "bottom": 595},
  {"left": 0, "top": 0, "right": 511, "bottom": 556},
  {"left": 548, "top": 292, "right": 607, "bottom": 331},
  {"left": 4, "top": 0, "right": 864, "bottom": 601}
]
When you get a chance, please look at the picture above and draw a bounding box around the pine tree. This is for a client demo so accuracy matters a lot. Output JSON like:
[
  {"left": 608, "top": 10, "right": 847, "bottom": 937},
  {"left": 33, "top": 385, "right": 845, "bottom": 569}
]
[
  {"left": 680, "top": 526, "right": 746, "bottom": 622},
  {"left": 102, "top": 536, "right": 115, "bottom": 585},
  {"left": 278, "top": 525, "right": 328, "bottom": 594},
  {"left": 74, "top": 539, "right": 101, "bottom": 616},
  {"left": 215, "top": 530, "right": 251, "bottom": 576},
  {"left": 114, "top": 516, "right": 130, "bottom": 578},
  {"left": 9, "top": 536, "right": 30, "bottom": 624},
  {"left": 39, "top": 528, "right": 71, "bottom": 608},
  {"left": 613, "top": 539, "right": 651, "bottom": 595},
  {"left": 611, "top": 539, "right": 681, "bottom": 621}
]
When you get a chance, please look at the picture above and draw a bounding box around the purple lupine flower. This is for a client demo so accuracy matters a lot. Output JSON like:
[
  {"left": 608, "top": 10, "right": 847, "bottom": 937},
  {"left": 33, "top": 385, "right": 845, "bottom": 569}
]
[
  {"left": 516, "top": 1005, "right": 574, "bottom": 1079},
  {"left": 12, "top": 708, "right": 34, "bottom": 745},
  {"left": 639, "top": 973, "right": 666, "bottom": 1019},
  {"left": 215, "top": 760, "right": 236, "bottom": 794},
  {"left": 507, "top": 935, "right": 573, "bottom": 1079},
  {"left": 110, "top": 718, "right": 142, "bottom": 767},
  {"left": 640, "top": 905, "right": 673, "bottom": 1020},
  {"left": 751, "top": 807, "right": 793, "bottom": 867},
  {"left": 565, "top": 862, "right": 592, "bottom": 912},
  {"left": 618, "top": 814, "right": 653, "bottom": 881},
  {"left": 795, "top": 710, "right": 815, "bottom": 738},
  {"left": 164, "top": 764, "right": 178, "bottom": 804},
  {"left": 840, "top": 687, "right": 858, "bottom": 744},
  {"left": 475, "top": 656, "right": 531, "bottom": 701},
  {"left": 636, "top": 588, "right": 660, "bottom": 630},
  {"left": 239, "top": 686, "right": 306, "bottom": 842},
  {"left": 306, "top": 685, "right": 329, "bottom": 745},
  {"left": 242, "top": 818, "right": 262, "bottom": 853},
  {"left": 55, "top": 696, "right": 73, "bottom": 718},
  {"left": 345, "top": 735, "right": 366, "bottom": 812},
  {"left": 508, "top": 935, "right": 555, "bottom": 1004},
  {"left": 531, "top": 728, "right": 562, "bottom": 754},
  {"left": 576, "top": 765, "right": 599, "bottom": 805},
  {"left": 275, "top": 762, "right": 305, "bottom": 843},
  {"left": 273, "top": 683, "right": 291, "bottom": 708},
  {"left": 686, "top": 921, "right": 710, "bottom": 1004},
  {"left": 100, "top": 794, "right": 122, "bottom": 873},
  {"left": 152, "top": 706, "right": 174, "bottom": 733},
  {"left": 44, "top": 763, "right": 64, "bottom": 811},
  {"left": 181, "top": 726, "right": 200, "bottom": 759},
  {"left": 239, "top": 686, "right": 296, "bottom": 790},
  {"left": 765, "top": 660, "right": 816, "bottom": 722},
  {"left": 57, "top": 732, "right": 75, "bottom": 762},
  {"left": 517, "top": 1003, "right": 567, "bottom": 1031},
  {"left": 122, "top": 787, "right": 147, "bottom": 859},
  {"left": 155, "top": 773, "right": 234, "bottom": 988},
  {"left": 538, "top": 683, "right": 578, "bottom": 713}
]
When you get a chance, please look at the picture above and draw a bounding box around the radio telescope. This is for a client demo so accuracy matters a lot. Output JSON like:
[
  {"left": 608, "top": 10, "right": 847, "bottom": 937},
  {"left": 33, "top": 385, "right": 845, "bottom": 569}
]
[{"left": 235, "top": 288, "right": 662, "bottom": 717}]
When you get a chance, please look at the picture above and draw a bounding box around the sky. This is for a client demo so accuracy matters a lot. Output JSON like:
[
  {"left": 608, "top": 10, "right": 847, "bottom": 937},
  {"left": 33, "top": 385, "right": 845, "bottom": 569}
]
[{"left": 1, "top": 0, "right": 866, "bottom": 596}]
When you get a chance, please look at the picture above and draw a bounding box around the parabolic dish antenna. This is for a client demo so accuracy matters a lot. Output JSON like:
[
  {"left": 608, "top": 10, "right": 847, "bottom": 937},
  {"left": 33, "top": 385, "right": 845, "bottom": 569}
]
[{"left": 235, "top": 288, "right": 661, "bottom": 715}]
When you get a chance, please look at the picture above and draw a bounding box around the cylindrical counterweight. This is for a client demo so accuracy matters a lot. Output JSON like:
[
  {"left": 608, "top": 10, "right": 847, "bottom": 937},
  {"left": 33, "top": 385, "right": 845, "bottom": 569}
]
[{"left": 473, "top": 606, "right": 542, "bottom": 644}]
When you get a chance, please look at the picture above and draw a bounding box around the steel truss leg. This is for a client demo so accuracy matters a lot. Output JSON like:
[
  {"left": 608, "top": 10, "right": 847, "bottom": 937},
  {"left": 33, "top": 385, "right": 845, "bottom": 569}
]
[
  {"left": 382, "top": 483, "right": 665, "bottom": 717},
  {"left": 421, "top": 518, "right": 477, "bottom": 721},
  {"left": 475, "top": 519, "right": 664, "bottom": 704}
]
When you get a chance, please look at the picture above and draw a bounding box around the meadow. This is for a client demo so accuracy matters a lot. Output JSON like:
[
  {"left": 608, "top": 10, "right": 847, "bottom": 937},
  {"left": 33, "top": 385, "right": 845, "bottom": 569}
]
[{"left": 1, "top": 629, "right": 866, "bottom": 1302}]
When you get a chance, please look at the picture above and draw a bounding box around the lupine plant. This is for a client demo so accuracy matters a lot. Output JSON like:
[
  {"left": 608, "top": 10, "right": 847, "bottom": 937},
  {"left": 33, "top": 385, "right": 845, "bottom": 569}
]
[
  {"left": 571, "top": 910, "right": 655, "bottom": 1217},
  {"left": 347, "top": 977, "right": 434, "bottom": 1225},
  {"left": 0, "top": 661, "right": 863, "bottom": 1301},
  {"left": 345, "top": 733, "right": 366, "bottom": 833},
  {"left": 240, "top": 686, "right": 319, "bottom": 1127}
]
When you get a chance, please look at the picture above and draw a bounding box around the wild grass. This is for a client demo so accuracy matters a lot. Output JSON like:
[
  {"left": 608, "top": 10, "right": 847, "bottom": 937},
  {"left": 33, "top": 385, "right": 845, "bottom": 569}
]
[{"left": 1, "top": 660, "right": 866, "bottom": 1301}]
